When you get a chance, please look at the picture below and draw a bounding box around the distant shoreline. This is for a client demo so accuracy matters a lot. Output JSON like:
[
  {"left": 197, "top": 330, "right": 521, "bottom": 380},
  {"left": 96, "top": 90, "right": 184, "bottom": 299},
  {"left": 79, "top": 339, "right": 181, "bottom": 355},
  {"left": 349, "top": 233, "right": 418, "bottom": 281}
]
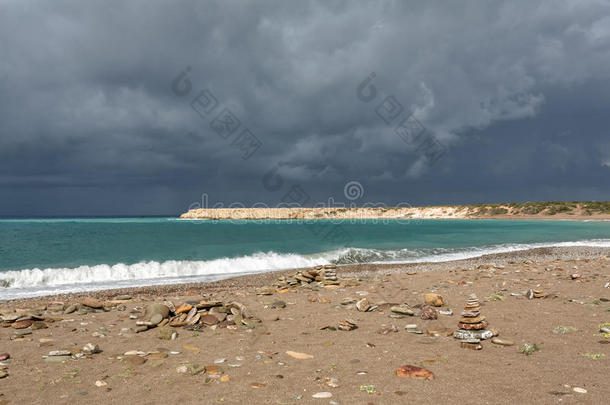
[{"left": 180, "top": 202, "right": 610, "bottom": 221}]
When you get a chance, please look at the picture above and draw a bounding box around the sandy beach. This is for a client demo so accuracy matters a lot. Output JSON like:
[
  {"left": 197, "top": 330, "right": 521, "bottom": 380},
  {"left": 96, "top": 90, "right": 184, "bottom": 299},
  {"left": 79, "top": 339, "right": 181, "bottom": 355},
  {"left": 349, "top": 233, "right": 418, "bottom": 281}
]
[{"left": 1, "top": 246, "right": 609, "bottom": 404}]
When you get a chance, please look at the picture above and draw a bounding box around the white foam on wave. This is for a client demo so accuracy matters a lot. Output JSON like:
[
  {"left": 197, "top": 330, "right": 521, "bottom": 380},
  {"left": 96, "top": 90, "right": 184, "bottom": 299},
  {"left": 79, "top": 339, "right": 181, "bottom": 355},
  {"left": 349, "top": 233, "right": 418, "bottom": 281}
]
[
  {"left": 1, "top": 239, "right": 609, "bottom": 299},
  {"left": 0, "top": 251, "right": 336, "bottom": 299}
]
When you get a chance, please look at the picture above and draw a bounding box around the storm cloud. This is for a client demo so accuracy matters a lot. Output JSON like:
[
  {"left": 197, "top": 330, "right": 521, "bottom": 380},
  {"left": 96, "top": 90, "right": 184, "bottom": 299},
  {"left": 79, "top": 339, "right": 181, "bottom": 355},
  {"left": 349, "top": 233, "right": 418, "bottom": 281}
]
[{"left": 1, "top": 0, "right": 609, "bottom": 215}]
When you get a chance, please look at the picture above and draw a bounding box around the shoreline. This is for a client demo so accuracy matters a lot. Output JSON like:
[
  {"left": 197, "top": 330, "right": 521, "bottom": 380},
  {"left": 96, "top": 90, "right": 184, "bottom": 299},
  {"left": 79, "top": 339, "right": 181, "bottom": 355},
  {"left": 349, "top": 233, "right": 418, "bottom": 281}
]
[{"left": 4, "top": 245, "right": 608, "bottom": 306}]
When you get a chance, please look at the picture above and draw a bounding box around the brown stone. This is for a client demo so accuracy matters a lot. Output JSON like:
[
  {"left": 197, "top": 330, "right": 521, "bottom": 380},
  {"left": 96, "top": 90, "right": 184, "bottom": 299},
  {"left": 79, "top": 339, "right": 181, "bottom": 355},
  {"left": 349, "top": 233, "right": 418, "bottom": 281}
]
[
  {"left": 175, "top": 304, "right": 192, "bottom": 314},
  {"left": 457, "top": 321, "right": 488, "bottom": 330},
  {"left": 123, "top": 355, "right": 147, "bottom": 366},
  {"left": 458, "top": 316, "right": 486, "bottom": 324},
  {"left": 201, "top": 314, "right": 219, "bottom": 326},
  {"left": 420, "top": 306, "right": 438, "bottom": 320},
  {"left": 395, "top": 365, "right": 434, "bottom": 380},
  {"left": 426, "top": 327, "right": 454, "bottom": 337},
  {"left": 424, "top": 293, "right": 444, "bottom": 307},
  {"left": 206, "top": 365, "right": 221, "bottom": 375},
  {"left": 12, "top": 319, "right": 33, "bottom": 329},
  {"left": 461, "top": 342, "right": 483, "bottom": 350},
  {"left": 81, "top": 297, "right": 103, "bottom": 309}
]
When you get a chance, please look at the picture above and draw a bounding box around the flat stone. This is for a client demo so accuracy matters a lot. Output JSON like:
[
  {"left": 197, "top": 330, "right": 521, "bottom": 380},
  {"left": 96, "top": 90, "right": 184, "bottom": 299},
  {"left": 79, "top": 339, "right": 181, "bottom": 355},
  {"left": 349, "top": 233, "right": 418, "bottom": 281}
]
[
  {"left": 48, "top": 350, "right": 72, "bottom": 356},
  {"left": 390, "top": 305, "right": 414, "bottom": 316},
  {"left": 81, "top": 297, "right": 103, "bottom": 309},
  {"left": 12, "top": 319, "right": 33, "bottom": 329},
  {"left": 461, "top": 342, "right": 482, "bottom": 350},
  {"left": 175, "top": 304, "right": 192, "bottom": 314},
  {"left": 123, "top": 356, "right": 147, "bottom": 366},
  {"left": 312, "top": 392, "right": 332, "bottom": 399},
  {"left": 491, "top": 337, "right": 514, "bottom": 346},
  {"left": 201, "top": 314, "right": 219, "bottom": 326},
  {"left": 395, "top": 365, "right": 434, "bottom": 379},
  {"left": 453, "top": 329, "right": 493, "bottom": 340},
  {"left": 45, "top": 355, "right": 70, "bottom": 363},
  {"left": 64, "top": 305, "right": 77, "bottom": 314},
  {"left": 426, "top": 328, "right": 454, "bottom": 337},
  {"left": 0, "top": 353, "right": 10, "bottom": 361}
]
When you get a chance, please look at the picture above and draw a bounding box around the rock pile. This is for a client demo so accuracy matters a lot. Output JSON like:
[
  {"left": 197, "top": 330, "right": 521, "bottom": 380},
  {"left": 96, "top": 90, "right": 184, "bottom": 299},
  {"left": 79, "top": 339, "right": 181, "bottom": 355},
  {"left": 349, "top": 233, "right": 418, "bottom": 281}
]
[
  {"left": 526, "top": 288, "right": 545, "bottom": 299},
  {"left": 453, "top": 294, "right": 493, "bottom": 342},
  {"left": 275, "top": 265, "right": 341, "bottom": 289},
  {"left": 136, "top": 299, "right": 261, "bottom": 334}
]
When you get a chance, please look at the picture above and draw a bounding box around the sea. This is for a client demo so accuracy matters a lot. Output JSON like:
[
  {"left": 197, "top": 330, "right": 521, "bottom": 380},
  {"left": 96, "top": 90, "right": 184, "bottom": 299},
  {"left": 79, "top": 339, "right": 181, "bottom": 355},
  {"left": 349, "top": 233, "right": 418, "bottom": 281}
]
[{"left": 1, "top": 217, "right": 610, "bottom": 299}]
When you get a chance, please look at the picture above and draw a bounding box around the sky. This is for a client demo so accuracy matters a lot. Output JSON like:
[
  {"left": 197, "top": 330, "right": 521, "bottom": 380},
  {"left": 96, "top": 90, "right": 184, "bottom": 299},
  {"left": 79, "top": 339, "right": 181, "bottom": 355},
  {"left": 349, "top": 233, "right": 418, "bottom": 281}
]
[{"left": 1, "top": 0, "right": 609, "bottom": 216}]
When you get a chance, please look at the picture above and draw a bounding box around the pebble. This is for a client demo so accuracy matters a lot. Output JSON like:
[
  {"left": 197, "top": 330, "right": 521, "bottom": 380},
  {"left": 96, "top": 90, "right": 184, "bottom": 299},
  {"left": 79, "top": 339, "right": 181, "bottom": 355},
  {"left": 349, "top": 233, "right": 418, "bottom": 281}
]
[
  {"left": 45, "top": 355, "right": 70, "bottom": 363},
  {"left": 420, "top": 306, "right": 438, "bottom": 320},
  {"left": 82, "top": 343, "right": 101, "bottom": 355},
  {"left": 0, "top": 353, "right": 9, "bottom": 361},
  {"left": 312, "top": 392, "right": 332, "bottom": 399},
  {"left": 438, "top": 309, "right": 453, "bottom": 316},
  {"left": 0, "top": 370, "right": 8, "bottom": 379},
  {"left": 214, "top": 358, "right": 226, "bottom": 364},
  {"left": 491, "top": 337, "right": 514, "bottom": 346},
  {"left": 123, "top": 356, "right": 147, "bottom": 366},
  {"left": 48, "top": 350, "right": 72, "bottom": 356},
  {"left": 95, "top": 380, "right": 107, "bottom": 387},
  {"left": 390, "top": 305, "right": 414, "bottom": 316},
  {"left": 573, "top": 387, "right": 587, "bottom": 394}
]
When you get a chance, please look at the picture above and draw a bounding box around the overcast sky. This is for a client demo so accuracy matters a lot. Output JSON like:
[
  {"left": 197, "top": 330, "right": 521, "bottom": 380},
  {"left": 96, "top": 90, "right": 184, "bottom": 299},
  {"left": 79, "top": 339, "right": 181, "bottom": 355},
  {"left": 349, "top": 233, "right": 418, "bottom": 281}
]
[{"left": 1, "top": 0, "right": 609, "bottom": 216}]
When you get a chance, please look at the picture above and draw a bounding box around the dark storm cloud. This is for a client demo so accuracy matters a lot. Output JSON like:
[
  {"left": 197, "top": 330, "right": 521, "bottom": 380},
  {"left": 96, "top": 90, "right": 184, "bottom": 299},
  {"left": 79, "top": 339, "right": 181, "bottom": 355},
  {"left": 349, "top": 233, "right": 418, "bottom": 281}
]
[{"left": 1, "top": 0, "right": 609, "bottom": 215}]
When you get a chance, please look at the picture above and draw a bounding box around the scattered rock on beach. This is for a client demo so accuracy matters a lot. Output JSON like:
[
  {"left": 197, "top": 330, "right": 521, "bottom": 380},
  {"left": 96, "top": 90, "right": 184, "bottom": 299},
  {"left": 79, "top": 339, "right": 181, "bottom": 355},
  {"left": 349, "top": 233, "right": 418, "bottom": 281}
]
[
  {"left": 390, "top": 304, "right": 414, "bottom": 316},
  {"left": 420, "top": 306, "right": 438, "bottom": 320},
  {"left": 395, "top": 365, "right": 434, "bottom": 380},
  {"left": 491, "top": 337, "right": 514, "bottom": 346},
  {"left": 424, "top": 293, "right": 445, "bottom": 307},
  {"left": 356, "top": 298, "right": 371, "bottom": 312},
  {"left": 81, "top": 297, "right": 103, "bottom": 309}
]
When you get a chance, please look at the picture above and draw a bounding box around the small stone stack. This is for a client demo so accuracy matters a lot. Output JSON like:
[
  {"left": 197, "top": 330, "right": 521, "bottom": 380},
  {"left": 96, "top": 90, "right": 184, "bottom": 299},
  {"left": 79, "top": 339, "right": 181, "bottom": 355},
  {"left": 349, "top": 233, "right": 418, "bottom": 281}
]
[
  {"left": 320, "top": 265, "right": 339, "bottom": 285},
  {"left": 275, "top": 264, "right": 341, "bottom": 289},
  {"left": 453, "top": 294, "right": 493, "bottom": 341}
]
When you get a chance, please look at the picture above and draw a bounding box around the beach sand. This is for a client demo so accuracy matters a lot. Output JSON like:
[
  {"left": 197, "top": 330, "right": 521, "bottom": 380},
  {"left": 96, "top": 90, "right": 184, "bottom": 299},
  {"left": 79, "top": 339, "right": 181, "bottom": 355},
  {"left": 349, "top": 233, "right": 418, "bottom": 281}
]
[{"left": 1, "top": 246, "right": 609, "bottom": 404}]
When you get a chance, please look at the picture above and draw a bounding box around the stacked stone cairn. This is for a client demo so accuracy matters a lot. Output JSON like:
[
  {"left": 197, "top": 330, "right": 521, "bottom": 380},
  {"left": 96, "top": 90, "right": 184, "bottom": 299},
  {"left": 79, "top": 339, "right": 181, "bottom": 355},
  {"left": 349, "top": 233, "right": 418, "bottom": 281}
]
[
  {"left": 453, "top": 294, "right": 493, "bottom": 344},
  {"left": 275, "top": 264, "right": 340, "bottom": 289}
]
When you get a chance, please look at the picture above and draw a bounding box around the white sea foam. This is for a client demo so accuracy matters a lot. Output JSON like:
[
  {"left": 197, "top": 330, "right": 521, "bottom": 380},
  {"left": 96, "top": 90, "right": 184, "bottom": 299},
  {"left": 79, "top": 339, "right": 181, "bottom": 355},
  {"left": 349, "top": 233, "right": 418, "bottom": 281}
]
[{"left": 1, "top": 239, "right": 609, "bottom": 299}]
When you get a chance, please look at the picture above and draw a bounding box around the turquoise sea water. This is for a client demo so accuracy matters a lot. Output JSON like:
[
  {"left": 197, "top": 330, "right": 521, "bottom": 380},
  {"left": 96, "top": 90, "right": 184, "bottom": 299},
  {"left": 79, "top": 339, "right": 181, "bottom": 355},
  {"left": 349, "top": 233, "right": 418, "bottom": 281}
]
[{"left": 1, "top": 218, "right": 609, "bottom": 298}]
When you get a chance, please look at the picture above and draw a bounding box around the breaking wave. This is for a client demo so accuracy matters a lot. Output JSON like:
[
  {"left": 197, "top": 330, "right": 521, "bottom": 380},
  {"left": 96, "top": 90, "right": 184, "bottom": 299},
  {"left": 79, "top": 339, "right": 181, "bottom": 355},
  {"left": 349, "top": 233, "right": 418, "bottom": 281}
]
[{"left": 1, "top": 239, "right": 609, "bottom": 299}]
